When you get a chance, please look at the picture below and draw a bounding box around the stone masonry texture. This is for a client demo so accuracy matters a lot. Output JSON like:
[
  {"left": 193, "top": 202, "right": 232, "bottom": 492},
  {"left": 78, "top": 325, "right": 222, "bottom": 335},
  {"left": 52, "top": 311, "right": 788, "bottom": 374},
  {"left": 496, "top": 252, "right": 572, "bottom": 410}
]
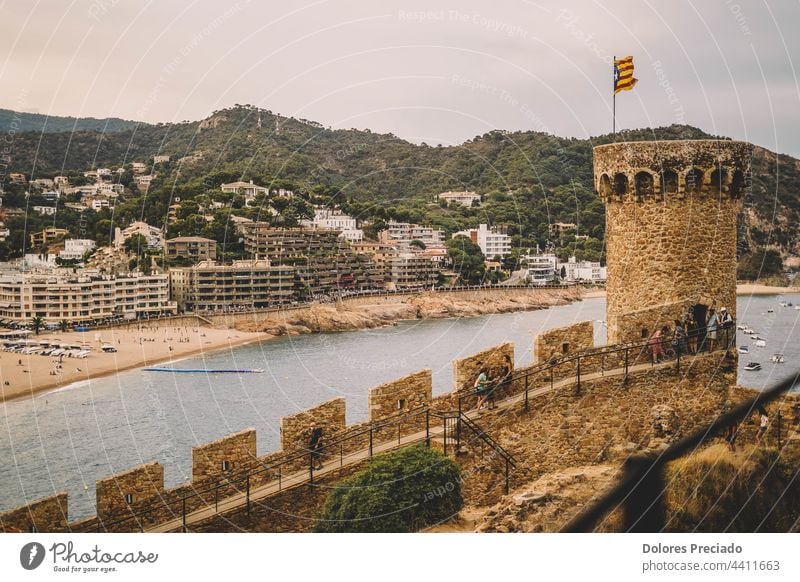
[
  {"left": 0, "top": 492, "right": 68, "bottom": 532},
  {"left": 534, "top": 321, "right": 594, "bottom": 363},
  {"left": 452, "top": 342, "right": 514, "bottom": 395},
  {"left": 594, "top": 140, "right": 750, "bottom": 343},
  {"left": 96, "top": 462, "right": 165, "bottom": 520},
  {"left": 192, "top": 428, "right": 257, "bottom": 483},
  {"left": 368, "top": 369, "right": 432, "bottom": 421},
  {"left": 280, "top": 397, "right": 346, "bottom": 453}
]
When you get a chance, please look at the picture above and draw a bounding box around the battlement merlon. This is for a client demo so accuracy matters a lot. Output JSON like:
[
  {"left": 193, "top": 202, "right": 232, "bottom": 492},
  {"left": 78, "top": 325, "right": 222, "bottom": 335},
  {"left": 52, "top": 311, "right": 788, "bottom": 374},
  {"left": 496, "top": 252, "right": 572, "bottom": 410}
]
[{"left": 593, "top": 140, "right": 753, "bottom": 203}]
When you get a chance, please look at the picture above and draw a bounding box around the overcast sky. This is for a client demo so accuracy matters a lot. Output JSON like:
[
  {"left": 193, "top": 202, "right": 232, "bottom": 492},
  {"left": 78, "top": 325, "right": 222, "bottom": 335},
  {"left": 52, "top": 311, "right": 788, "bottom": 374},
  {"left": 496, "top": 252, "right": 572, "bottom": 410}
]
[{"left": 1, "top": 0, "right": 798, "bottom": 155}]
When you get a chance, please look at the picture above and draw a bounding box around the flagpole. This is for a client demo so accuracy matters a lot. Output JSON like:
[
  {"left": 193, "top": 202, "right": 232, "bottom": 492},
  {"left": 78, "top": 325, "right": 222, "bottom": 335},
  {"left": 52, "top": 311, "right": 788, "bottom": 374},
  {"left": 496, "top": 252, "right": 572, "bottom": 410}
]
[{"left": 612, "top": 55, "right": 616, "bottom": 137}]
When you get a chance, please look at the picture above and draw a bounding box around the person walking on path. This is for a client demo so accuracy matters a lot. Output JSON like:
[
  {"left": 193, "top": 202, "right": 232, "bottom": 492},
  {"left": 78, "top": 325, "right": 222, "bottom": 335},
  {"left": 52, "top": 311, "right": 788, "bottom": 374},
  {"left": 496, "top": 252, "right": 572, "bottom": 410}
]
[
  {"left": 672, "top": 319, "right": 687, "bottom": 357},
  {"left": 756, "top": 407, "right": 769, "bottom": 446},
  {"left": 685, "top": 312, "right": 698, "bottom": 354},
  {"left": 648, "top": 328, "right": 666, "bottom": 363},
  {"left": 490, "top": 355, "right": 513, "bottom": 410},
  {"left": 474, "top": 367, "right": 490, "bottom": 411},
  {"left": 705, "top": 307, "right": 718, "bottom": 352},
  {"left": 308, "top": 422, "right": 324, "bottom": 470}
]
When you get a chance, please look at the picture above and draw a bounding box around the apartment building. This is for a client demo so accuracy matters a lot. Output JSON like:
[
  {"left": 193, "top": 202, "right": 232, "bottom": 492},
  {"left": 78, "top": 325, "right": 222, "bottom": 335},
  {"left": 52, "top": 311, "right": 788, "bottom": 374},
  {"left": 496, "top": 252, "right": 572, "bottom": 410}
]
[
  {"left": 389, "top": 253, "right": 438, "bottom": 290},
  {"left": 29, "top": 227, "right": 68, "bottom": 248},
  {"left": 453, "top": 224, "right": 512, "bottom": 258},
  {"left": 58, "top": 239, "right": 96, "bottom": 261},
  {"left": 435, "top": 190, "right": 481, "bottom": 207},
  {"left": 301, "top": 207, "right": 364, "bottom": 242},
  {"left": 165, "top": 236, "right": 217, "bottom": 262},
  {"left": 378, "top": 220, "right": 444, "bottom": 249}
]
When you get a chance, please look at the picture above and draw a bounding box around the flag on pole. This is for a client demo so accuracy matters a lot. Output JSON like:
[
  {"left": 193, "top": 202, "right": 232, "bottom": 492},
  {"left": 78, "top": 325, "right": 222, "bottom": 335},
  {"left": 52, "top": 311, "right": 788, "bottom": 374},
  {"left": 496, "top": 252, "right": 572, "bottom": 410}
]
[{"left": 613, "top": 56, "right": 638, "bottom": 94}]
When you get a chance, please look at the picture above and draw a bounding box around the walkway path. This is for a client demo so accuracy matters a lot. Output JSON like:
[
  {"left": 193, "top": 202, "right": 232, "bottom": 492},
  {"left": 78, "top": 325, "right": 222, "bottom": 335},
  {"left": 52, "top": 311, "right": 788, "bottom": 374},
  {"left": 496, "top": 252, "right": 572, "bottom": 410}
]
[{"left": 144, "top": 356, "right": 681, "bottom": 532}]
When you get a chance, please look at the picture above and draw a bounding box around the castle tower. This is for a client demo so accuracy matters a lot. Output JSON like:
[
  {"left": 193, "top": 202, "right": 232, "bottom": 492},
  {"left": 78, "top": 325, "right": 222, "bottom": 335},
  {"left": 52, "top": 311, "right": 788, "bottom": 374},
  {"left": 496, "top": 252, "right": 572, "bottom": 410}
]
[{"left": 593, "top": 140, "right": 752, "bottom": 343}]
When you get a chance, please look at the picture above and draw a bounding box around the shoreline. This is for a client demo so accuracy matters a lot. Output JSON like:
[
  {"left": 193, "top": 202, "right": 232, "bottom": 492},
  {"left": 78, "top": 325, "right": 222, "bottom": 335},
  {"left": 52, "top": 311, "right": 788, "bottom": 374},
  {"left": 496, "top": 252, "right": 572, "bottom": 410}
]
[
  {"left": 1, "top": 288, "right": 581, "bottom": 405},
  {"left": 583, "top": 283, "right": 800, "bottom": 299}
]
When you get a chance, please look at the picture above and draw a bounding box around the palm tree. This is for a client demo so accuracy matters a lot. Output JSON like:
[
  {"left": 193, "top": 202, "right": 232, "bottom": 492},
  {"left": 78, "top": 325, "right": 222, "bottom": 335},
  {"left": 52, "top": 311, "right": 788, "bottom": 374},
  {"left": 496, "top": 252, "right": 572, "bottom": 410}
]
[
  {"left": 31, "top": 315, "right": 44, "bottom": 335},
  {"left": 59, "top": 320, "right": 70, "bottom": 332}
]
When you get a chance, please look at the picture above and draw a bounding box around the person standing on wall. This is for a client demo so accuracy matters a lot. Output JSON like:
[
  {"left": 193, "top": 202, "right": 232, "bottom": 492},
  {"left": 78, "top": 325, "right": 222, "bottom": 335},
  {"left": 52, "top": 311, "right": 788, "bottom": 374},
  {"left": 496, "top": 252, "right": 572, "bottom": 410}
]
[
  {"left": 474, "top": 367, "right": 490, "bottom": 411},
  {"left": 705, "top": 307, "right": 718, "bottom": 352},
  {"left": 491, "top": 355, "right": 513, "bottom": 409},
  {"left": 756, "top": 407, "right": 769, "bottom": 446},
  {"left": 308, "top": 422, "right": 324, "bottom": 470}
]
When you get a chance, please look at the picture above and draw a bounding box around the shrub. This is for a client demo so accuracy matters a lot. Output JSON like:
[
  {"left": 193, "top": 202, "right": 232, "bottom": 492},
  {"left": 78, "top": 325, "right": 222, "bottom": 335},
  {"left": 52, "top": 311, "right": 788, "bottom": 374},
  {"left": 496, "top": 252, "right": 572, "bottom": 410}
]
[{"left": 314, "top": 445, "right": 462, "bottom": 532}]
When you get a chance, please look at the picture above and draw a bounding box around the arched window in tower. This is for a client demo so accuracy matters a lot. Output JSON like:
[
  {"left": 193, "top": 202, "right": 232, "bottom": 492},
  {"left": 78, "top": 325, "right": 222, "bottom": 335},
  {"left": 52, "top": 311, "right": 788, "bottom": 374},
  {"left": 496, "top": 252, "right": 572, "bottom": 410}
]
[
  {"left": 685, "top": 168, "right": 704, "bottom": 194},
  {"left": 634, "top": 171, "right": 654, "bottom": 198},
  {"left": 598, "top": 174, "right": 612, "bottom": 198},
  {"left": 710, "top": 167, "right": 727, "bottom": 194},
  {"left": 730, "top": 170, "right": 745, "bottom": 198},
  {"left": 660, "top": 170, "right": 678, "bottom": 194},
  {"left": 613, "top": 173, "right": 628, "bottom": 196}
]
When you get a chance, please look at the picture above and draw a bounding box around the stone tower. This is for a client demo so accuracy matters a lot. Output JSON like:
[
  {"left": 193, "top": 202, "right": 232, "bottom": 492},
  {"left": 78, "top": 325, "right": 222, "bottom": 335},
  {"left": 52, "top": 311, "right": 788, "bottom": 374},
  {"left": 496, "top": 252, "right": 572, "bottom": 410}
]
[{"left": 593, "top": 140, "right": 752, "bottom": 343}]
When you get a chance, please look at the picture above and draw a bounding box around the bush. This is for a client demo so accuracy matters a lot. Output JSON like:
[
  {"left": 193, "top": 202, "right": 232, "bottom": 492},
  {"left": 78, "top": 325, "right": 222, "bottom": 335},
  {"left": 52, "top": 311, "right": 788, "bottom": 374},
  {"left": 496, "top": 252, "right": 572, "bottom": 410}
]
[{"left": 314, "top": 445, "right": 462, "bottom": 532}]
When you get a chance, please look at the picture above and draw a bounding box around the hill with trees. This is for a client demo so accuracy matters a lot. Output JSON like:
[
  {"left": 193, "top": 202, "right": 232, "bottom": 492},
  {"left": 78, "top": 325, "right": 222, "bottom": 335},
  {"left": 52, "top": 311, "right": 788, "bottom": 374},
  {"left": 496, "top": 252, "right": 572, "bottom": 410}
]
[{"left": 2, "top": 104, "right": 798, "bottom": 275}]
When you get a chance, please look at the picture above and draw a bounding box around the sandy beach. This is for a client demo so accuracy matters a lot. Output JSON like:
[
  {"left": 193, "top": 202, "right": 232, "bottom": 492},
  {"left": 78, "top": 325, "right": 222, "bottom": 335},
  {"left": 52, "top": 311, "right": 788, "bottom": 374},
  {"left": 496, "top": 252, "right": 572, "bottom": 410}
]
[
  {"left": 0, "top": 325, "right": 271, "bottom": 403},
  {"left": 581, "top": 283, "right": 800, "bottom": 299}
]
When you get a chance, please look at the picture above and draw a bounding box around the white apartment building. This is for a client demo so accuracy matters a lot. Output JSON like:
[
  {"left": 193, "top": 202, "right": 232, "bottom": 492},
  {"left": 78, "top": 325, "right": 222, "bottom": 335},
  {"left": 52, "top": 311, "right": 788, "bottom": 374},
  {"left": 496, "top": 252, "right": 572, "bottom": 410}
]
[
  {"left": 30, "top": 178, "right": 54, "bottom": 190},
  {"left": 59, "top": 239, "right": 96, "bottom": 261},
  {"left": 301, "top": 207, "right": 364, "bottom": 242},
  {"left": 32, "top": 206, "right": 57, "bottom": 216},
  {"left": 560, "top": 256, "right": 607, "bottom": 283},
  {"left": 153, "top": 155, "right": 170, "bottom": 163},
  {"left": 0, "top": 222, "right": 9, "bottom": 242},
  {"left": 114, "top": 221, "right": 164, "bottom": 249},
  {"left": 435, "top": 191, "right": 481, "bottom": 207},
  {"left": 523, "top": 252, "right": 558, "bottom": 286},
  {"left": 132, "top": 162, "right": 147, "bottom": 174},
  {"left": 221, "top": 180, "right": 268, "bottom": 204},
  {"left": 95, "top": 182, "right": 124, "bottom": 195},
  {"left": 453, "top": 224, "right": 512, "bottom": 258},
  {"left": 53, "top": 176, "right": 69, "bottom": 189},
  {"left": 379, "top": 220, "right": 444, "bottom": 249},
  {"left": 0, "top": 272, "right": 175, "bottom": 323}
]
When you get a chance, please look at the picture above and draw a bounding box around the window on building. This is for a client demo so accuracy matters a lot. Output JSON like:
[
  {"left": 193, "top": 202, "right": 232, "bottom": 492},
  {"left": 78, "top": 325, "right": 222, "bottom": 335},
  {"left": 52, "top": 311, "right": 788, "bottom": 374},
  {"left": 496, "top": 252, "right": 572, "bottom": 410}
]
[
  {"left": 561, "top": 342, "right": 570, "bottom": 354},
  {"left": 221, "top": 460, "right": 231, "bottom": 472},
  {"left": 397, "top": 398, "right": 406, "bottom": 410},
  {"left": 124, "top": 493, "right": 134, "bottom": 505}
]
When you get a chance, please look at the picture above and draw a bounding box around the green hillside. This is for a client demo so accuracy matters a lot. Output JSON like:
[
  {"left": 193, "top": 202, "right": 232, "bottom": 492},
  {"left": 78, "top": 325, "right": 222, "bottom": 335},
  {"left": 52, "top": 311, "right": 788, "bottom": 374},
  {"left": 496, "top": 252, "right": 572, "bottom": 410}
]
[
  {"left": 0, "top": 108, "right": 145, "bottom": 135},
  {"left": 1, "top": 104, "right": 798, "bottom": 273}
]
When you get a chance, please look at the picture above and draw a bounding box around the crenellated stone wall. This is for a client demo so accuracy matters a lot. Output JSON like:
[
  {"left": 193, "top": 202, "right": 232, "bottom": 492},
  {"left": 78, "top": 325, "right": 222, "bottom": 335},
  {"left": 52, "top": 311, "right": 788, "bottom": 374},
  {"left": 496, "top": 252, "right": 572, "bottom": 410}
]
[
  {"left": 280, "top": 397, "right": 346, "bottom": 453},
  {"left": 452, "top": 342, "right": 514, "bottom": 394},
  {"left": 0, "top": 492, "right": 68, "bottom": 533},
  {"left": 96, "top": 462, "right": 165, "bottom": 520},
  {"left": 608, "top": 300, "right": 691, "bottom": 344},
  {"left": 368, "top": 369, "right": 432, "bottom": 420},
  {"left": 192, "top": 429, "right": 257, "bottom": 483},
  {"left": 534, "top": 321, "right": 594, "bottom": 364}
]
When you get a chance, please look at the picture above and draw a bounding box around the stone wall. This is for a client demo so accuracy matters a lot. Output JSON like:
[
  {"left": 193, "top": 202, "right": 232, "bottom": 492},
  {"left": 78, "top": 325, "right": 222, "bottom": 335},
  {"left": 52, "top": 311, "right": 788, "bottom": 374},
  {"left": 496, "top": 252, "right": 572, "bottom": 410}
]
[
  {"left": 594, "top": 140, "right": 750, "bottom": 343},
  {"left": 96, "top": 462, "right": 165, "bottom": 520},
  {"left": 368, "top": 369, "right": 432, "bottom": 420},
  {"left": 534, "top": 321, "right": 594, "bottom": 363},
  {"left": 0, "top": 492, "right": 68, "bottom": 532},
  {"left": 452, "top": 342, "right": 514, "bottom": 394},
  {"left": 192, "top": 429, "right": 257, "bottom": 483},
  {"left": 280, "top": 397, "right": 346, "bottom": 453},
  {"left": 608, "top": 300, "right": 690, "bottom": 344}
]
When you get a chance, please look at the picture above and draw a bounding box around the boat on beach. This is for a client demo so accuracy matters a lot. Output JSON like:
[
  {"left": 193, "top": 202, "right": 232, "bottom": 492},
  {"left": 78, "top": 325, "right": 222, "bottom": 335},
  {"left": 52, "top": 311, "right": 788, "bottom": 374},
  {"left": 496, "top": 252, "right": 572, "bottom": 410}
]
[{"left": 143, "top": 367, "right": 265, "bottom": 373}]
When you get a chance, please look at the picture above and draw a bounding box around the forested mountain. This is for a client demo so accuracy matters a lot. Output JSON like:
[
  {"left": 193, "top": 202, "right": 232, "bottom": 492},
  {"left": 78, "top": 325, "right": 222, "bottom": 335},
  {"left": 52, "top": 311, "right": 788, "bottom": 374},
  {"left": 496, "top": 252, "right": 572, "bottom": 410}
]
[
  {"left": 0, "top": 108, "right": 144, "bottom": 134},
  {"left": 2, "top": 104, "right": 798, "bottom": 271}
]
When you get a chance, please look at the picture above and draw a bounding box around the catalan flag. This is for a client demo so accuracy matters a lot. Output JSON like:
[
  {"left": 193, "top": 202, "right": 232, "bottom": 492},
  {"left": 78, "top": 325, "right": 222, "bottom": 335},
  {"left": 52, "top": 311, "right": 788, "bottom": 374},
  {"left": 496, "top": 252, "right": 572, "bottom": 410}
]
[{"left": 614, "top": 56, "right": 638, "bottom": 94}]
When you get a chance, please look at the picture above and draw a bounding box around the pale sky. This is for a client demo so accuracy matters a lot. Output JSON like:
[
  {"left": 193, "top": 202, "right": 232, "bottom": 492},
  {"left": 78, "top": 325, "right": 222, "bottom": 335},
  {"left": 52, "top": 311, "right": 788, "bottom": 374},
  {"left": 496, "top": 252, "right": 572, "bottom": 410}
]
[{"left": 1, "top": 0, "right": 798, "bottom": 155}]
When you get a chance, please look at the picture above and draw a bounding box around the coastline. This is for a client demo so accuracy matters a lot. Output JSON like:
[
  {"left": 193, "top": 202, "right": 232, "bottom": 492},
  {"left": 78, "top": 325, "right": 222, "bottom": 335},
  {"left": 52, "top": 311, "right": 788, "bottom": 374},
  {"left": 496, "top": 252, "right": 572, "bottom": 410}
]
[
  {"left": 0, "top": 288, "right": 582, "bottom": 404},
  {"left": 582, "top": 283, "right": 799, "bottom": 299}
]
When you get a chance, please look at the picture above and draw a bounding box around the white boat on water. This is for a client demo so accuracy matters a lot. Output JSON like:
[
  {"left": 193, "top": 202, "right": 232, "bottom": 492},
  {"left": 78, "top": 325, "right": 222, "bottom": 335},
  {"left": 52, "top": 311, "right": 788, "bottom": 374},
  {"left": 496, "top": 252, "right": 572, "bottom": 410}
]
[
  {"left": 779, "top": 301, "right": 788, "bottom": 307},
  {"left": 737, "top": 345, "right": 749, "bottom": 354},
  {"left": 770, "top": 354, "right": 785, "bottom": 364},
  {"left": 744, "top": 362, "right": 762, "bottom": 371},
  {"left": 755, "top": 339, "right": 767, "bottom": 348}
]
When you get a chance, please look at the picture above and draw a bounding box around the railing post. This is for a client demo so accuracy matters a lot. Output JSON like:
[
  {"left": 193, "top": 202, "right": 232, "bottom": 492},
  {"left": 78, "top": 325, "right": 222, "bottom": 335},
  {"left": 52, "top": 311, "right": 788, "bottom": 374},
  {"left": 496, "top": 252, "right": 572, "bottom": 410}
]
[
  {"left": 369, "top": 427, "right": 373, "bottom": 458},
  {"left": 278, "top": 466, "right": 282, "bottom": 491},
  {"left": 575, "top": 356, "right": 581, "bottom": 394},
  {"left": 443, "top": 417, "right": 447, "bottom": 456},
  {"left": 624, "top": 347, "right": 629, "bottom": 383},
  {"left": 246, "top": 475, "right": 250, "bottom": 516},
  {"left": 525, "top": 375, "right": 530, "bottom": 411},
  {"left": 215, "top": 482, "right": 219, "bottom": 512},
  {"left": 505, "top": 458, "right": 510, "bottom": 495},
  {"left": 456, "top": 414, "right": 461, "bottom": 454},
  {"left": 676, "top": 344, "right": 681, "bottom": 374},
  {"left": 340, "top": 443, "right": 343, "bottom": 467},
  {"left": 182, "top": 498, "right": 186, "bottom": 533},
  {"left": 398, "top": 422, "right": 401, "bottom": 445},
  {"left": 425, "top": 409, "right": 430, "bottom": 447},
  {"left": 309, "top": 452, "right": 314, "bottom": 483},
  {"left": 777, "top": 411, "right": 782, "bottom": 449}
]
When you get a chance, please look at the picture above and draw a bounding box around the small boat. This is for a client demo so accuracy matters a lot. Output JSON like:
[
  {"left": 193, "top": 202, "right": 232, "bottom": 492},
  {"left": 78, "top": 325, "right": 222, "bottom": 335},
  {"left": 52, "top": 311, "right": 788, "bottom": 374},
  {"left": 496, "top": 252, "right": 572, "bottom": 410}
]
[
  {"left": 750, "top": 334, "right": 762, "bottom": 340},
  {"left": 736, "top": 323, "right": 746, "bottom": 330},
  {"left": 744, "top": 362, "right": 762, "bottom": 371},
  {"left": 143, "top": 368, "right": 265, "bottom": 373},
  {"left": 795, "top": 305, "right": 800, "bottom": 311},
  {"left": 767, "top": 308, "right": 774, "bottom": 313},
  {"left": 770, "top": 354, "right": 785, "bottom": 364},
  {"left": 737, "top": 345, "right": 749, "bottom": 354},
  {"left": 100, "top": 344, "right": 117, "bottom": 353},
  {"left": 755, "top": 339, "right": 767, "bottom": 348},
  {"left": 742, "top": 327, "right": 755, "bottom": 334},
  {"left": 779, "top": 301, "right": 787, "bottom": 307},
  {"left": 789, "top": 302, "right": 794, "bottom": 307}
]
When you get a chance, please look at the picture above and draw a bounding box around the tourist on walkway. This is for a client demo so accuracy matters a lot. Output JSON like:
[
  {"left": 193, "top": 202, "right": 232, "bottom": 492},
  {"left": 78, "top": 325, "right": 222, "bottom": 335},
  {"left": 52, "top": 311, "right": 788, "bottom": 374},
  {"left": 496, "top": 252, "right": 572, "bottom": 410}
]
[
  {"left": 672, "top": 319, "right": 687, "bottom": 356},
  {"left": 648, "top": 328, "right": 666, "bottom": 364},
  {"left": 474, "top": 367, "right": 490, "bottom": 411},
  {"left": 685, "top": 312, "right": 698, "bottom": 354},
  {"left": 308, "top": 423, "right": 324, "bottom": 470},
  {"left": 756, "top": 407, "right": 769, "bottom": 446},
  {"left": 718, "top": 307, "right": 733, "bottom": 347},
  {"left": 491, "top": 355, "right": 513, "bottom": 409},
  {"left": 705, "top": 307, "right": 718, "bottom": 352}
]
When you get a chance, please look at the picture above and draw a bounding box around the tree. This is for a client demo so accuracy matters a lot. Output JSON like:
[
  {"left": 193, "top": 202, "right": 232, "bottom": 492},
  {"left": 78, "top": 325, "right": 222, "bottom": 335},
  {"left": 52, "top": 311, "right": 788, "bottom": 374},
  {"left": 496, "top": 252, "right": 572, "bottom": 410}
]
[
  {"left": 737, "top": 248, "right": 784, "bottom": 281},
  {"left": 446, "top": 235, "right": 485, "bottom": 284},
  {"left": 409, "top": 239, "right": 426, "bottom": 250},
  {"left": 31, "top": 315, "right": 44, "bottom": 335},
  {"left": 59, "top": 320, "right": 70, "bottom": 332},
  {"left": 123, "top": 233, "right": 149, "bottom": 258},
  {"left": 314, "top": 445, "right": 462, "bottom": 532}
]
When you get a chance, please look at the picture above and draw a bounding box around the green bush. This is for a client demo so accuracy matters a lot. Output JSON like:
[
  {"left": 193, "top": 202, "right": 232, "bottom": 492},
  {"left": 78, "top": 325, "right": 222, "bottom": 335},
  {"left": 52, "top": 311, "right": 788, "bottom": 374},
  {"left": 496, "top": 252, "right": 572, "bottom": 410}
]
[{"left": 314, "top": 445, "right": 462, "bottom": 532}]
